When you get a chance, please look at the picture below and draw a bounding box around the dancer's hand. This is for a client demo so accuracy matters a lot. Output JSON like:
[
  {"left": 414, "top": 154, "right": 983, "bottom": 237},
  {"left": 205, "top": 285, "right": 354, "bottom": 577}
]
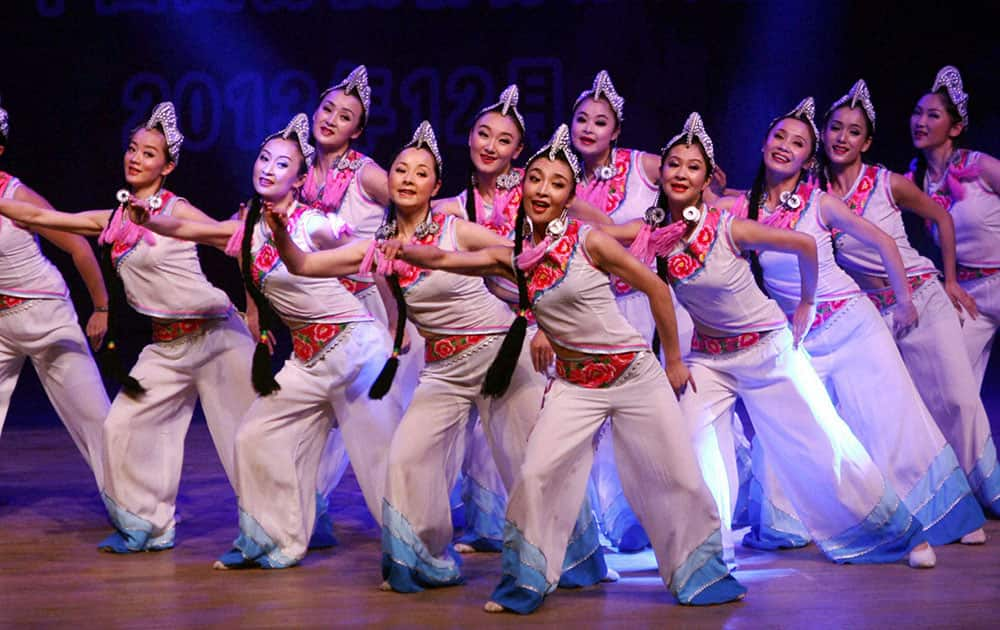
[
  {"left": 944, "top": 280, "right": 978, "bottom": 320},
  {"left": 666, "top": 358, "right": 696, "bottom": 398},
  {"left": 891, "top": 299, "right": 919, "bottom": 339},
  {"left": 709, "top": 165, "right": 728, "bottom": 197},
  {"left": 126, "top": 194, "right": 151, "bottom": 225},
  {"left": 530, "top": 328, "right": 554, "bottom": 374},
  {"left": 262, "top": 201, "right": 285, "bottom": 234},
  {"left": 791, "top": 300, "right": 816, "bottom": 348},
  {"left": 377, "top": 238, "right": 405, "bottom": 262},
  {"left": 85, "top": 311, "right": 108, "bottom": 350}
]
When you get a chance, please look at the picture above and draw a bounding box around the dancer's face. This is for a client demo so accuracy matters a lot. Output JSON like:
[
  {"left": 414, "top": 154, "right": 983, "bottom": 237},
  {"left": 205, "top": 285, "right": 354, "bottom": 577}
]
[
  {"left": 571, "top": 97, "right": 620, "bottom": 161},
  {"left": 660, "top": 143, "right": 711, "bottom": 209},
  {"left": 823, "top": 106, "right": 872, "bottom": 166},
  {"left": 312, "top": 89, "right": 365, "bottom": 152},
  {"left": 523, "top": 157, "right": 575, "bottom": 226},
  {"left": 252, "top": 138, "right": 305, "bottom": 201},
  {"left": 123, "top": 128, "right": 174, "bottom": 190},
  {"left": 910, "top": 93, "right": 963, "bottom": 151},
  {"left": 762, "top": 118, "right": 814, "bottom": 179},
  {"left": 468, "top": 111, "right": 523, "bottom": 178},
  {"left": 388, "top": 147, "right": 440, "bottom": 213}
]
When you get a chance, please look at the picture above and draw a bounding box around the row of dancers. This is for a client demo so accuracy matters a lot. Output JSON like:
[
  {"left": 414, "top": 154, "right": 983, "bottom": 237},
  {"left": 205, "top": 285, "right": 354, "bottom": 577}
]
[{"left": 0, "top": 64, "right": 997, "bottom": 614}]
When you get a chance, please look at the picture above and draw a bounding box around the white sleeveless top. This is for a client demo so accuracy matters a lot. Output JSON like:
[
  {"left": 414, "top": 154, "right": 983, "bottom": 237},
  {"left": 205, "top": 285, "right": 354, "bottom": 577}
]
[
  {"left": 665, "top": 207, "right": 787, "bottom": 334},
  {"left": 248, "top": 201, "right": 372, "bottom": 325},
  {"left": 926, "top": 151, "right": 1000, "bottom": 268},
  {"left": 834, "top": 165, "right": 939, "bottom": 278},
  {"left": 399, "top": 212, "right": 514, "bottom": 336},
  {"left": 576, "top": 148, "right": 659, "bottom": 298},
  {"left": 757, "top": 188, "right": 863, "bottom": 312},
  {"left": 111, "top": 192, "right": 232, "bottom": 319},
  {"left": 525, "top": 220, "right": 648, "bottom": 354},
  {"left": 301, "top": 152, "right": 385, "bottom": 240},
  {"left": 0, "top": 173, "right": 70, "bottom": 299}
]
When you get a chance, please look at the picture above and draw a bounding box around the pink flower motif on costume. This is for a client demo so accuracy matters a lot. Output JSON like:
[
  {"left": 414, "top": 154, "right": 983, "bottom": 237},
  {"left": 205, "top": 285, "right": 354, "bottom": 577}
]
[
  {"left": 555, "top": 351, "right": 637, "bottom": 388},
  {"left": 611, "top": 275, "right": 633, "bottom": 295},
  {"left": 252, "top": 243, "right": 281, "bottom": 284},
  {"left": 668, "top": 252, "right": 697, "bottom": 280},
  {"left": 525, "top": 221, "right": 580, "bottom": 305},
  {"left": 424, "top": 334, "right": 488, "bottom": 362}
]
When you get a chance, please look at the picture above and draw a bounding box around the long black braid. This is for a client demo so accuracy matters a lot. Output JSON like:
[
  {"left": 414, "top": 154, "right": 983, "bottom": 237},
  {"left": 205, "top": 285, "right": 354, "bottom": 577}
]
[
  {"left": 368, "top": 202, "right": 408, "bottom": 400},
  {"left": 240, "top": 194, "right": 282, "bottom": 395}
]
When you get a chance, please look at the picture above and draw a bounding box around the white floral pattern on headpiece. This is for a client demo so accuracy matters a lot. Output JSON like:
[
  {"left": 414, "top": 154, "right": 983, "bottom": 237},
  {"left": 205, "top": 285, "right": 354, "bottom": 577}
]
[
  {"left": 322, "top": 65, "right": 372, "bottom": 122},
  {"left": 0, "top": 100, "right": 8, "bottom": 140},
  {"left": 145, "top": 102, "right": 184, "bottom": 163},
  {"left": 264, "top": 113, "right": 315, "bottom": 162},
  {"left": 828, "top": 79, "right": 876, "bottom": 130},
  {"left": 573, "top": 70, "right": 625, "bottom": 123},
  {"left": 476, "top": 84, "right": 526, "bottom": 133},
  {"left": 662, "top": 112, "right": 715, "bottom": 171},
  {"left": 405, "top": 120, "right": 443, "bottom": 175},
  {"left": 527, "top": 124, "right": 581, "bottom": 182},
  {"left": 773, "top": 97, "right": 819, "bottom": 155},
  {"left": 931, "top": 65, "right": 969, "bottom": 126}
]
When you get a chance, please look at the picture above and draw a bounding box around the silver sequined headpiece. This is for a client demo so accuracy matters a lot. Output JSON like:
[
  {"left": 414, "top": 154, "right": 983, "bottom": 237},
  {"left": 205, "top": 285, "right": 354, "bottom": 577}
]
[
  {"left": 144, "top": 102, "right": 184, "bottom": 163},
  {"left": 662, "top": 112, "right": 716, "bottom": 171},
  {"left": 0, "top": 99, "right": 8, "bottom": 140},
  {"left": 527, "top": 124, "right": 582, "bottom": 182},
  {"left": 321, "top": 65, "right": 372, "bottom": 123},
  {"left": 828, "top": 79, "right": 876, "bottom": 131},
  {"left": 476, "top": 84, "right": 526, "bottom": 134},
  {"left": 573, "top": 70, "right": 625, "bottom": 124},
  {"left": 264, "top": 113, "right": 315, "bottom": 162},
  {"left": 930, "top": 65, "right": 969, "bottom": 127},
  {"left": 404, "top": 120, "right": 443, "bottom": 176},
  {"left": 772, "top": 97, "right": 819, "bottom": 156}
]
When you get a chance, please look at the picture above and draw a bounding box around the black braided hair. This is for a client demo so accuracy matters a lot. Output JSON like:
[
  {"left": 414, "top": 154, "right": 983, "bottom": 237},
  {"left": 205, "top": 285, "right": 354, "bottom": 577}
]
[
  {"left": 97, "top": 198, "right": 145, "bottom": 397},
  {"left": 240, "top": 194, "right": 282, "bottom": 395},
  {"left": 368, "top": 201, "right": 408, "bottom": 400},
  {"left": 464, "top": 165, "right": 478, "bottom": 223},
  {"left": 647, "top": 188, "right": 670, "bottom": 358},
  {"left": 480, "top": 195, "right": 529, "bottom": 398}
]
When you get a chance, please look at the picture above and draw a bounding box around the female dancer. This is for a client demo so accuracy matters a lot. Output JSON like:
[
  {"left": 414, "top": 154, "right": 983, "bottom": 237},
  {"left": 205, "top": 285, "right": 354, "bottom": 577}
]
[
  {"left": 570, "top": 69, "right": 698, "bottom": 551},
  {"left": 903, "top": 66, "right": 999, "bottom": 515},
  {"left": 389, "top": 124, "right": 746, "bottom": 612},
  {"left": 277, "top": 120, "right": 608, "bottom": 591},
  {"left": 131, "top": 114, "right": 401, "bottom": 569},
  {"left": 0, "top": 102, "right": 257, "bottom": 552},
  {"left": 619, "top": 111, "right": 934, "bottom": 569},
  {"left": 0, "top": 100, "right": 110, "bottom": 492},
  {"left": 740, "top": 92, "right": 985, "bottom": 547}
]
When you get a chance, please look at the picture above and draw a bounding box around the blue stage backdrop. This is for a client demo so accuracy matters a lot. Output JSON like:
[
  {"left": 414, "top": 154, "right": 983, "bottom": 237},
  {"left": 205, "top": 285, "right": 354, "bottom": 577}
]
[{"left": 2, "top": 1, "right": 998, "bottom": 423}]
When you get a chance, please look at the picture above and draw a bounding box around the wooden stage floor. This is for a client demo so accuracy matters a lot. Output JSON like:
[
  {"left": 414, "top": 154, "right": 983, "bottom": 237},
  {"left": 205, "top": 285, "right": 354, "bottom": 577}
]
[{"left": 1, "top": 424, "right": 998, "bottom": 629}]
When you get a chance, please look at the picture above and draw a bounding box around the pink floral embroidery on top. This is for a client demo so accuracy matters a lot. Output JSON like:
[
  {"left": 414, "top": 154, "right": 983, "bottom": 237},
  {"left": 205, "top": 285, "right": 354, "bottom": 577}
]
[
  {"left": 576, "top": 148, "right": 631, "bottom": 216},
  {"left": 664, "top": 208, "right": 721, "bottom": 285},
  {"left": 251, "top": 202, "right": 310, "bottom": 287},
  {"left": 525, "top": 220, "right": 580, "bottom": 306},
  {"left": 398, "top": 213, "right": 449, "bottom": 291}
]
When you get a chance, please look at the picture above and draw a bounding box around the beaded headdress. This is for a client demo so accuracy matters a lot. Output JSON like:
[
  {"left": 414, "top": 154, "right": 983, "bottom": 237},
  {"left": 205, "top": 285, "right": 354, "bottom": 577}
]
[
  {"left": 144, "top": 102, "right": 184, "bottom": 163},
  {"left": 573, "top": 70, "right": 625, "bottom": 123},
  {"left": 930, "top": 65, "right": 969, "bottom": 126},
  {"left": 321, "top": 65, "right": 372, "bottom": 123},
  {"left": 527, "top": 124, "right": 581, "bottom": 182},
  {"left": 264, "top": 113, "right": 315, "bottom": 162},
  {"left": 772, "top": 97, "right": 819, "bottom": 156},
  {"left": 662, "top": 112, "right": 715, "bottom": 171},
  {"left": 476, "top": 84, "right": 525, "bottom": 134},
  {"left": 404, "top": 120, "right": 443, "bottom": 176},
  {"left": 828, "top": 79, "right": 876, "bottom": 130},
  {"left": 0, "top": 99, "right": 8, "bottom": 140}
]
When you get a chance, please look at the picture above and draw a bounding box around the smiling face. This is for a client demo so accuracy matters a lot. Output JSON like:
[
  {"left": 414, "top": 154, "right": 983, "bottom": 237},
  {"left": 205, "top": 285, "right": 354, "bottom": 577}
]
[
  {"left": 388, "top": 147, "right": 441, "bottom": 213},
  {"left": 522, "top": 156, "right": 575, "bottom": 227},
  {"left": 660, "top": 143, "right": 711, "bottom": 210},
  {"left": 762, "top": 118, "right": 815, "bottom": 179},
  {"left": 822, "top": 106, "right": 872, "bottom": 166},
  {"left": 123, "top": 127, "right": 175, "bottom": 190},
  {"left": 910, "top": 92, "right": 963, "bottom": 151},
  {"left": 311, "top": 89, "right": 365, "bottom": 153},
  {"left": 570, "top": 97, "right": 620, "bottom": 162},
  {"left": 468, "top": 111, "right": 523, "bottom": 178},
  {"left": 252, "top": 137, "right": 306, "bottom": 201}
]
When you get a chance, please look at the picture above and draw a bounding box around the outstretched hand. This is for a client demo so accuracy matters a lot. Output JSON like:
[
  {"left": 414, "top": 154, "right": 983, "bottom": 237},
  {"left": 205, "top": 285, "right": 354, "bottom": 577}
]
[
  {"left": 262, "top": 201, "right": 286, "bottom": 234},
  {"left": 666, "top": 359, "right": 696, "bottom": 399}
]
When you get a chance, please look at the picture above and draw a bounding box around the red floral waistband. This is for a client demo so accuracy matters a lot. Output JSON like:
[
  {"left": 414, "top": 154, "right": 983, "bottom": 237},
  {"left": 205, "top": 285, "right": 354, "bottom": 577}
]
[
  {"left": 555, "top": 351, "right": 638, "bottom": 388},
  {"left": 788, "top": 298, "right": 851, "bottom": 333},
  {"left": 339, "top": 277, "right": 375, "bottom": 295},
  {"left": 0, "top": 295, "right": 28, "bottom": 311},
  {"left": 292, "top": 322, "right": 347, "bottom": 363},
  {"left": 866, "top": 272, "right": 936, "bottom": 312},
  {"left": 152, "top": 318, "right": 212, "bottom": 343},
  {"left": 691, "top": 330, "right": 764, "bottom": 355},
  {"left": 425, "top": 333, "right": 489, "bottom": 363},
  {"left": 957, "top": 265, "right": 1000, "bottom": 283}
]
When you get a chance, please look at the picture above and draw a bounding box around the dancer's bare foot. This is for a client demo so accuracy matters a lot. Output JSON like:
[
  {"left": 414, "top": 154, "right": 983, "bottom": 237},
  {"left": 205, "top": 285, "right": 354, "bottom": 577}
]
[
  {"left": 483, "top": 601, "right": 505, "bottom": 613},
  {"left": 908, "top": 542, "right": 936, "bottom": 569},
  {"left": 960, "top": 528, "right": 986, "bottom": 545}
]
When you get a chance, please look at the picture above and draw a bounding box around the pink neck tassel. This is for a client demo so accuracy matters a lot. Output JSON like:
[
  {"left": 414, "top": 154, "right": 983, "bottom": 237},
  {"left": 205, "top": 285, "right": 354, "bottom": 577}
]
[{"left": 516, "top": 235, "right": 553, "bottom": 271}]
